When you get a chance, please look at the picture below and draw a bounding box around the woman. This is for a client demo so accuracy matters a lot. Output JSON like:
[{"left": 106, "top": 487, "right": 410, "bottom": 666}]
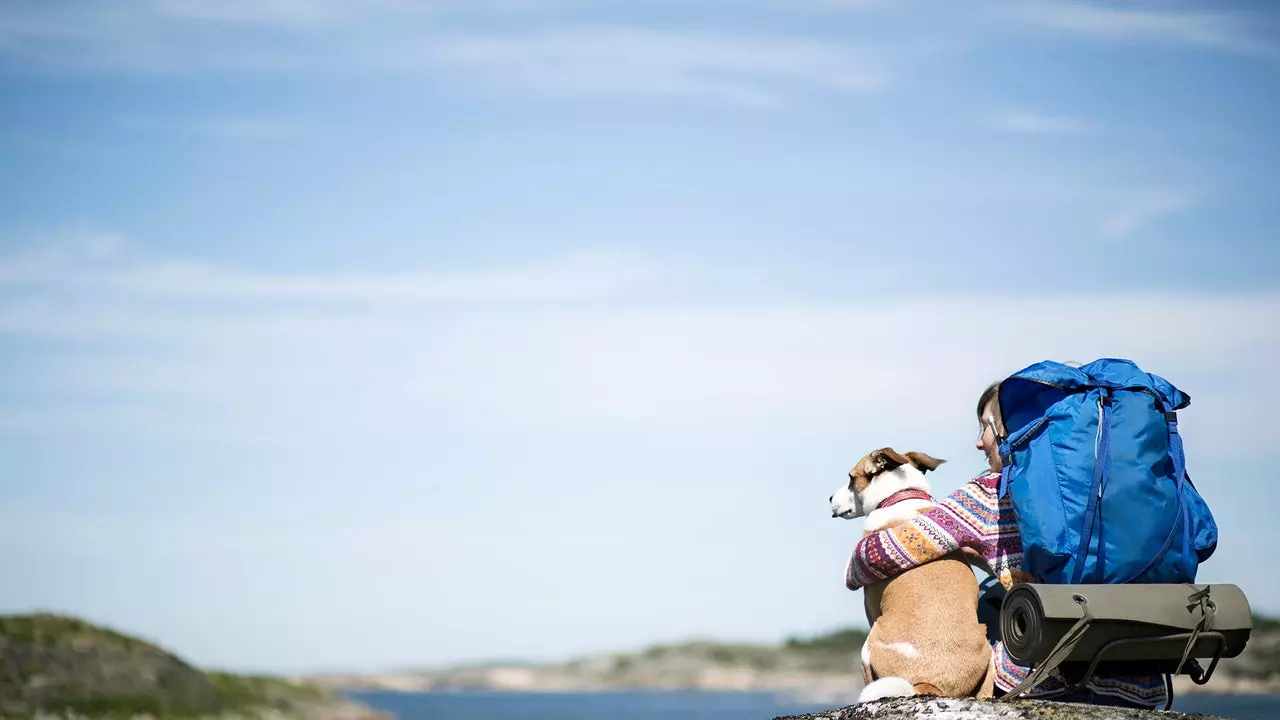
[{"left": 843, "top": 381, "right": 1168, "bottom": 708}]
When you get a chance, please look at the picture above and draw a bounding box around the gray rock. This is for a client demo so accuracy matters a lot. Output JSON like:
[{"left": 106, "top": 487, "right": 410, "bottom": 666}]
[{"left": 770, "top": 696, "right": 1227, "bottom": 719}]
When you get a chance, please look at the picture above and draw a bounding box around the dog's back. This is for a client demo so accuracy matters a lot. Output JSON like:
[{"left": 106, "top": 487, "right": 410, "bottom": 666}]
[{"left": 863, "top": 553, "right": 992, "bottom": 697}]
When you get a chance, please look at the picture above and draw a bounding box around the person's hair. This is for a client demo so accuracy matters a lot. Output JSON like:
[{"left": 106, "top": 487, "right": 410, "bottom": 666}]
[{"left": 976, "top": 380, "right": 1004, "bottom": 435}]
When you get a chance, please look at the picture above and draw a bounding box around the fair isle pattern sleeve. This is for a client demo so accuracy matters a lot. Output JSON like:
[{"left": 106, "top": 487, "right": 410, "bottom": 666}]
[{"left": 845, "top": 472, "right": 1029, "bottom": 591}]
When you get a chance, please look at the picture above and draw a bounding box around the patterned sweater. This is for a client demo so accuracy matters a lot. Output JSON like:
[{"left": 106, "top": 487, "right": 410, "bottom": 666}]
[{"left": 844, "top": 471, "right": 1168, "bottom": 707}]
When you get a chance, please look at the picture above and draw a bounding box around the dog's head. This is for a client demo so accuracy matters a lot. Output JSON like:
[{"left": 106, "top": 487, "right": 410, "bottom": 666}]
[{"left": 829, "top": 447, "right": 944, "bottom": 519}]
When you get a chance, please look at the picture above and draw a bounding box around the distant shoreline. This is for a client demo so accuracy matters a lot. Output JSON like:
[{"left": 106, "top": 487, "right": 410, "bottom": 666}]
[
  {"left": 330, "top": 679, "right": 1280, "bottom": 698},
  {"left": 302, "top": 652, "right": 1280, "bottom": 702},
  {"left": 301, "top": 620, "right": 1280, "bottom": 702}
]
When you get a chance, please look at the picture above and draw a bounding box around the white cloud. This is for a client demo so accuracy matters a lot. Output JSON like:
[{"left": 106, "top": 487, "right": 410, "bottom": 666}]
[
  {"left": 988, "top": 109, "right": 1093, "bottom": 136},
  {"left": 115, "top": 115, "right": 300, "bottom": 141},
  {"left": 1100, "top": 190, "right": 1194, "bottom": 238},
  {"left": 0, "top": 2, "right": 307, "bottom": 74},
  {"left": 431, "top": 27, "right": 886, "bottom": 106},
  {"left": 189, "top": 118, "right": 299, "bottom": 140},
  {"left": 0, "top": 240, "right": 659, "bottom": 306},
  {"left": 150, "top": 0, "right": 573, "bottom": 25},
  {"left": 149, "top": 0, "right": 419, "bottom": 26},
  {"left": 4, "top": 235, "right": 1278, "bottom": 669},
  {"left": 1, "top": 238, "right": 1274, "bottom": 453},
  {"left": 0, "top": 3, "right": 886, "bottom": 106},
  {"left": 1007, "top": 1, "right": 1279, "bottom": 59}
]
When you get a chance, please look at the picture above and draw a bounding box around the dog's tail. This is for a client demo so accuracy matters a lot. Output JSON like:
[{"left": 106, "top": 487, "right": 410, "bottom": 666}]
[{"left": 857, "top": 676, "right": 917, "bottom": 703}]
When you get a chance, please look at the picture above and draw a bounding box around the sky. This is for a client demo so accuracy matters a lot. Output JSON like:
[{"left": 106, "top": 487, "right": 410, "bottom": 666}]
[{"left": 1, "top": 0, "right": 1278, "bottom": 675}]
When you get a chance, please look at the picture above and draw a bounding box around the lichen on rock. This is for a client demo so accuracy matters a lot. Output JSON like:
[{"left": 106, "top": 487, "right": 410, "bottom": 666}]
[{"left": 770, "top": 696, "right": 1228, "bottom": 720}]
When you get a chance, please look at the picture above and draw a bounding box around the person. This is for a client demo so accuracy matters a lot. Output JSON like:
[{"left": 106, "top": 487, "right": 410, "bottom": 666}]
[{"left": 843, "top": 380, "right": 1168, "bottom": 708}]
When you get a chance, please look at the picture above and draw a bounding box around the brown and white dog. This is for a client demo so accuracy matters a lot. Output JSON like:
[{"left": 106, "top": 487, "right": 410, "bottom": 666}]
[{"left": 829, "top": 447, "right": 995, "bottom": 702}]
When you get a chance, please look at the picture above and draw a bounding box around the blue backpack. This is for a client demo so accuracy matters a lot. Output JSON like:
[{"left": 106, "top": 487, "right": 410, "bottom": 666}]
[{"left": 996, "top": 358, "right": 1218, "bottom": 585}]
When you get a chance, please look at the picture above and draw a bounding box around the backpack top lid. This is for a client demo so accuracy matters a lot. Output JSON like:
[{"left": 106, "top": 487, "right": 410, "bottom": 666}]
[{"left": 997, "top": 358, "right": 1190, "bottom": 441}]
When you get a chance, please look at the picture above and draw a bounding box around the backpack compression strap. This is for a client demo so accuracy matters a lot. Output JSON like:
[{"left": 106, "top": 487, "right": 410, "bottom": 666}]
[
  {"left": 1072, "top": 389, "right": 1112, "bottom": 584},
  {"left": 1167, "top": 411, "right": 1196, "bottom": 582}
]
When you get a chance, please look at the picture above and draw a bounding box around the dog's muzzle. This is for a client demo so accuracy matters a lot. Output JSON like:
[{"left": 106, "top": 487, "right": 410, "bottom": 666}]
[{"left": 830, "top": 486, "right": 861, "bottom": 519}]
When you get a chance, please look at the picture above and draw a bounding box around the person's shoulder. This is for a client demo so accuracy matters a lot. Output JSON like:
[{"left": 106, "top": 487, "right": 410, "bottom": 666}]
[
  {"left": 941, "top": 471, "right": 1000, "bottom": 506},
  {"left": 966, "top": 471, "right": 1001, "bottom": 493}
]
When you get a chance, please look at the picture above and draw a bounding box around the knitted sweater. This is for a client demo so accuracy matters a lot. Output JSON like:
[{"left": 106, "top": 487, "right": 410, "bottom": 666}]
[{"left": 844, "top": 471, "right": 1167, "bottom": 707}]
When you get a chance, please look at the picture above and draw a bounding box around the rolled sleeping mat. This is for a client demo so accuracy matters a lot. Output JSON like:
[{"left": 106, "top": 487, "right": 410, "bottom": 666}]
[{"left": 1001, "top": 583, "right": 1252, "bottom": 674}]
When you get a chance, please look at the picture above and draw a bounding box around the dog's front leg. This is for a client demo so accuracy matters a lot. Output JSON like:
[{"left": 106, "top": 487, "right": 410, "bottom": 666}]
[
  {"left": 860, "top": 586, "right": 881, "bottom": 685},
  {"left": 860, "top": 638, "right": 875, "bottom": 685},
  {"left": 977, "top": 646, "right": 997, "bottom": 699}
]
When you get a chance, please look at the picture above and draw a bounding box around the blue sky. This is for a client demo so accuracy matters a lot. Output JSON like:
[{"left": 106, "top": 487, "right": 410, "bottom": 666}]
[{"left": 1, "top": 0, "right": 1278, "bottom": 674}]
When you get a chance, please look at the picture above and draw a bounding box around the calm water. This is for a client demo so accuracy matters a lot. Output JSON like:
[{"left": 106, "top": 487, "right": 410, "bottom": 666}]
[{"left": 347, "top": 689, "right": 1280, "bottom": 720}]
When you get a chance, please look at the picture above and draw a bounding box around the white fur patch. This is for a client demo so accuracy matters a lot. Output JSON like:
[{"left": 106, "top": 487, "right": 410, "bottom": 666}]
[
  {"left": 879, "top": 641, "right": 919, "bottom": 659},
  {"left": 860, "top": 639, "right": 871, "bottom": 666},
  {"left": 858, "top": 676, "right": 916, "bottom": 702}
]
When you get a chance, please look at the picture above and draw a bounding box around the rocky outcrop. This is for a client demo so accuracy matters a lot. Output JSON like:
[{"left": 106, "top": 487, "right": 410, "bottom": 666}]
[
  {"left": 0, "top": 613, "right": 390, "bottom": 719},
  {"left": 1, "top": 614, "right": 217, "bottom": 716},
  {"left": 770, "top": 696, "right": 1227, "bottom": 720}
]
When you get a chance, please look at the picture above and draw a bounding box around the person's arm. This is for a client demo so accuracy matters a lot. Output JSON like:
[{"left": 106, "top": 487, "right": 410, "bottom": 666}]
[{"left": 845, "top": 473, "right": 1002, "bottom": 591}]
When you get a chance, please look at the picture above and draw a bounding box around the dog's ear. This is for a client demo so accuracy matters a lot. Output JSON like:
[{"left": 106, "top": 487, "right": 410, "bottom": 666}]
[
  {"left": 869, "top": 448, "right": 910, "bottom": 472},
  {"left": 905, "top": 451, "right": 946, "bottom": 473}
]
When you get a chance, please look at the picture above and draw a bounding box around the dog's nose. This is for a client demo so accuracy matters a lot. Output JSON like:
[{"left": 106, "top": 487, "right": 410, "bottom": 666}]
[{"left": 828, "top": 495, "right": 833, "bottom": 502}]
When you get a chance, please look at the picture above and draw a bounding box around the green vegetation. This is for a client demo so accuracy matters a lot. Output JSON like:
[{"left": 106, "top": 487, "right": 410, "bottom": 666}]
[
  {"left": 600, "top": 627, "right": 871, "bottom": 677},
  {"left": 640, "top": 640, "right": 780, "bottom": 665},
  {"left": 0, "top": 613, "right": 378, "bottom": 719},
  {"left": 1229, "top": 614, "right": 1280, "bottom": 682},
  {"left": 784, "top": 628, "right": 868, "bottom": 654},
  {"left": 1252, "top": 614, "right": 1280, "bottom": 633}
]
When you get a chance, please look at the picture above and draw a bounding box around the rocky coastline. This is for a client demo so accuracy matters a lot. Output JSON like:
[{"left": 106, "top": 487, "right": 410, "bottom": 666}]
[
  {"left": 300, "top": 621, "right": 1280, "bottom": 705},
  {"left": 7, "top": 615, "right": 1275, "bottom": 718}
]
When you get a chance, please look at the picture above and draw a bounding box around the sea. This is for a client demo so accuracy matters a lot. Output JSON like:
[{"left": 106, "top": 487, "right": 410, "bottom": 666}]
[{"left": 347, "top": 689, "right": 1280, "bottom": 720}]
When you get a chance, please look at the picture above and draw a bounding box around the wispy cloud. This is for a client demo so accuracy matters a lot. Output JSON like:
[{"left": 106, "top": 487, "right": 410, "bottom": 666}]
[
  {"left": 117, "top": 116, "right": 300, "bottom": 141},
  {"left": 1007, "top": 1, "right": 1280, "bottom": 59},
  {"left": 0, "top": 3, "right": 886, "bottom": 106},
  {"left": 431, "top": 27, "right": 887, "bottom": 106},
  {"left": 1100, "top": 190, "right": 1194, "bottom": 239},
  {"left": 189, "top": 118, "right": 299, "bottom": 140},
  {"left": 0, "top": 238, "right": 659, "bottom": 307},
  {"left": 3, "top": 230, "right": 1278, "bottom": 669},
  {"left": 0, "top": 2, "right": 311, "bottom": 74},
  {"left": 151, "top": 0, "right": 573, "bottom": 26},
  {"left": 988, "top": 109, "right": 1093, "bottom": 136},
  {"left": 0, "top": 230, "right": 1274, "bottom": 449},
  {"left": 0, "top": 0, "right": 532, "bottom": 74},
  {"left": 149, "top": 0, "right": 420, "bottom": 26}
]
